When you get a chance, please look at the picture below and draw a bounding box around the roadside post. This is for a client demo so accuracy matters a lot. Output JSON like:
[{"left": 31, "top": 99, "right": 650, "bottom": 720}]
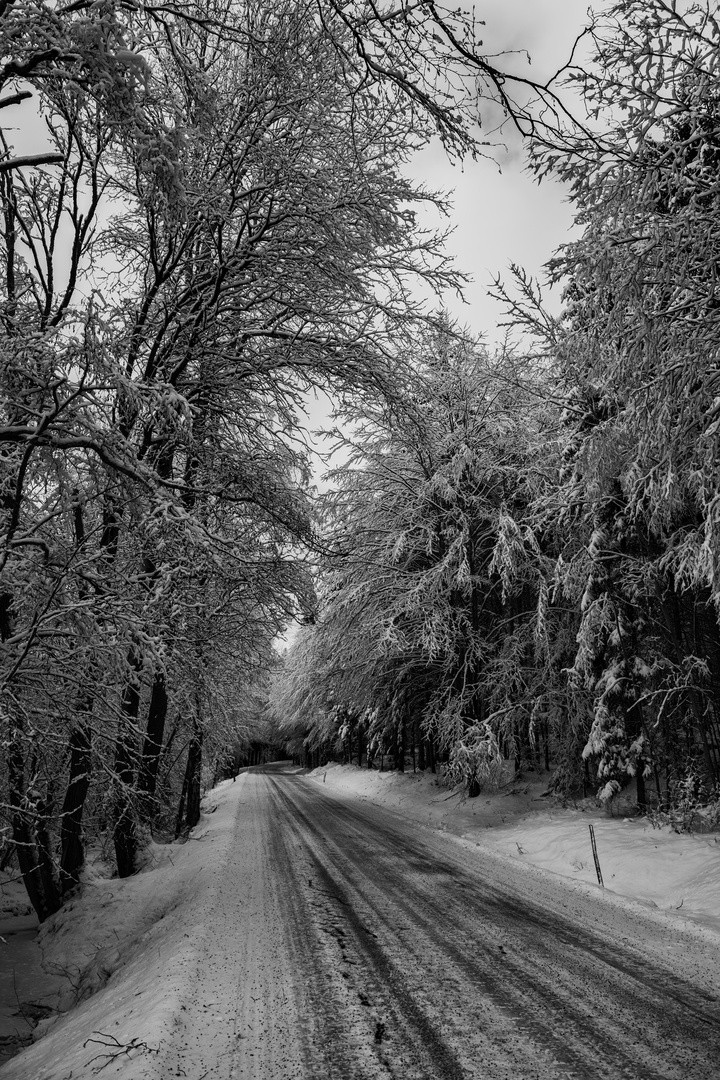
[{"left": 588, "top": 824, "right": 604, "bottom": 887}]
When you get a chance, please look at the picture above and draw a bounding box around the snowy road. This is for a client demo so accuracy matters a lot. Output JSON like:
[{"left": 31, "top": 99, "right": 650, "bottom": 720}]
[{"left": 161, "top": 766, "right": 720, "bottom": 1080}]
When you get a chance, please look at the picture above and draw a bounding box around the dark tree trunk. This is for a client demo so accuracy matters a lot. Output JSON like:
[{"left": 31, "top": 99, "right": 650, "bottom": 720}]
[
  {"left": 418, "top": 736, "right": 426, "bottom": 772},
  {"left": 658, "top": 586, "right": 718, "bottom": 786},
  {"left": 137, "top": 671, "right": 168, "bottom": 811},
  {"left": 0, "top": 517, "right": 61, "bottom": 920},
  {"left": 653, "top": 764, "right": 663, "bottom": 805},
  {"left": 636, "top": 759, "right": 647, "bottom": 813},
  {"left": 0, "top": 590, "right": 14, "bottom": 642},
  {"left": 626, "top": 699, "right": 648, "bottom": 814},
  {"left": 184, "top": 726, "right": 203, "bottom": 831},
  {"left": 113, "top": 661, "right": 141, "bottom": 878},
  {"left": 397, "top": 715, "right": 406, "bottom": 772},
  {"left": 59, "top": 721, "right": 92, "bottom": 893},
  {"left": 11, "top": 820, "right": 61, "bottom": 923},
  {"left": 8, "top": 735, "right": 61, "bottom": 922},
  {"left": 175, "top": 771, "right": 188, "bottom": 839}
]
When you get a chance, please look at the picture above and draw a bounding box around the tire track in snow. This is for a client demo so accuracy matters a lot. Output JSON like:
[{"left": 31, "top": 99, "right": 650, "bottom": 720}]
[{"left": 269, "top": 795, "right": 468, "bottom": 1080}]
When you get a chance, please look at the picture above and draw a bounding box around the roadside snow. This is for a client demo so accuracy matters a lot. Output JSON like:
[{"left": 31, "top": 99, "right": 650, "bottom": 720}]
[
  {"left": 309, "top": 763, "right": 720, "bottom": 934},
  {"left": 0, "top": 774, "right": 250, "bottom": 1079}
]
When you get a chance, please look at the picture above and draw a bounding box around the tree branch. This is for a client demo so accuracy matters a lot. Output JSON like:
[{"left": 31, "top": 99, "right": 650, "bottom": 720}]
[
  {"left": 0, "top": 91, "right": 32, "bottom": 110},
  {"left": 0, "top": 153, "right": 64, "bottom": 174}
]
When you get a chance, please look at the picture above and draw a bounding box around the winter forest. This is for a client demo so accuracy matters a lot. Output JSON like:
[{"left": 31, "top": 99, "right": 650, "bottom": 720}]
[{"left": 2, "top": 0, "right": 720, "bottom": 927}]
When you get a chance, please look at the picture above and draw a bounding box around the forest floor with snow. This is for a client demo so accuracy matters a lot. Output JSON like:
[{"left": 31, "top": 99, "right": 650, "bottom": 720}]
[{"left": 1, "top": 763, "right": 720, "bottom": 1077}]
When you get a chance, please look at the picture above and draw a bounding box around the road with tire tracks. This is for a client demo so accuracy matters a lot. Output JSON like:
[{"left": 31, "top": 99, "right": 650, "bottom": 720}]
[{"left": 169, "top": 765, "right": 720, "bottom": 1080}]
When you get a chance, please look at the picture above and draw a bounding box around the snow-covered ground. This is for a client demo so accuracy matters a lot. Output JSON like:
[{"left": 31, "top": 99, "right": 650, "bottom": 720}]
[
  {"left": 1, "top": 774, "right": 253, "bottom": 1077},
  {"left": 2, "top": 762, "right": 720, "bottom": 1077}
]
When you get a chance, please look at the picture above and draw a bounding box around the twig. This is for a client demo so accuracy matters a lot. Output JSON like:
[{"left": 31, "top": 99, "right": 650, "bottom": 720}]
[{"left": 83, "top": 1031, "right": 159, "bottom": 1073}]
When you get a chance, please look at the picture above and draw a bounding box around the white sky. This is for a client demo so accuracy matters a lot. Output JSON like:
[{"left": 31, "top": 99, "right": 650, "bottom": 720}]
[{"left": 411, "top": 0, "right": 590, "bottom": 341}]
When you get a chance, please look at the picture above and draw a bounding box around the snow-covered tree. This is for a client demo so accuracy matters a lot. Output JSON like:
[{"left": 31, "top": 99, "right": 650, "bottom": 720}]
[
  {"left": 272, "top": 322, "right": 566, "bottom": 790},
  {"left": 0, "top": 0, "right": 487, "bottom": 915},
  {"left": 508, "top": 0, "right": 720, "bottom": 805},
  {"left": 0, "top": 0, "right": 601, "bottom": 915}
]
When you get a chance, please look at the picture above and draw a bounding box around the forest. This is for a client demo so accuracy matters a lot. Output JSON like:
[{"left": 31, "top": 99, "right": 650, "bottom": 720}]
[{"left": 2, "top": 0, "right": 720, "bottom": 925}]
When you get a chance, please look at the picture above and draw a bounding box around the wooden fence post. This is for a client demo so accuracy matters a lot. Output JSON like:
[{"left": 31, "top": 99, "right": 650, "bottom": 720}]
[{"left": 589, "top": 824, "right": 604, "bottom": 887}]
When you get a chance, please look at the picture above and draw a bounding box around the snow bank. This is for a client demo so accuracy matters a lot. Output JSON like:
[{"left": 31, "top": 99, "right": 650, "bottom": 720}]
[
  {"left": 490, "top": 814, "right": 720, "bottom": 926},
  {"left": 1, "top": 776, "right": 244, "bottom": 1079},
  {"left": 309, "top": 763, "right": 720, "bottom": 933}
]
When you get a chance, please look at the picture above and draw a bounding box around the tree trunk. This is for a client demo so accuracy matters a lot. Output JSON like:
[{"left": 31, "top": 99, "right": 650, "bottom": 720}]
[
  {"left": 59, "top": 721, "right": 92, "bottom": 893},
  {"left": 0, "top": 590, "right": 14, "bottom": 642},
  {"left": 8, "top": 733, "right": 62, "bottom": 922},
  {"left": 397, "top": 715, "right": 406, "bottom": 772},
  {"left": 626, "top": 699, "right": 648, "bottom": 814},
  {"left": 427, "top": 735, "right": 436, "bottom": 774},
  {"left": 184, "top": 725, "right": 203, "bottom": 831},
  {"left": 1, "top": 507, "right": 62, "bottom": 919},
  {"left": 175, "top": 770, "right": 188, "bottom": 838},
  {"left": 658, "top": 585, "right": 719, "bottom": 786},
  {"left": 137, "top": 670, "right": 168, "bottom": 813},
  {"left": 113, "top": 659, "right": 141, "bottom": 878},
  {"left": 636, "top": 758, "right": 647, "bottom": 812}
]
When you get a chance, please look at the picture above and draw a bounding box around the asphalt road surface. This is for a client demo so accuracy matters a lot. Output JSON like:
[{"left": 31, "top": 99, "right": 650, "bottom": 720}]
[{"left": 164, "top": 767, "right": 720, "bottom": 1080}]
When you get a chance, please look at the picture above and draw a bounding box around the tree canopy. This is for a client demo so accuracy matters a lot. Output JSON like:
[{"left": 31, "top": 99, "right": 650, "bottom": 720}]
[
  {"left": 0, "top": 0, "right": 595, "bottom": 920},
  {"left": 7, "top": 0, "right": 720, "bottom": 923},
  {"left": 270, "top": 0, "right": 720, "bottom": 824}
]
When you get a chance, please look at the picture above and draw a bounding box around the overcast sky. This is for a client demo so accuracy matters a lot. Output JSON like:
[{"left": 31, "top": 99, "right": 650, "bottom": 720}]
[{"left": 413, "top": 0, "right": 591, "bottom": 342}]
